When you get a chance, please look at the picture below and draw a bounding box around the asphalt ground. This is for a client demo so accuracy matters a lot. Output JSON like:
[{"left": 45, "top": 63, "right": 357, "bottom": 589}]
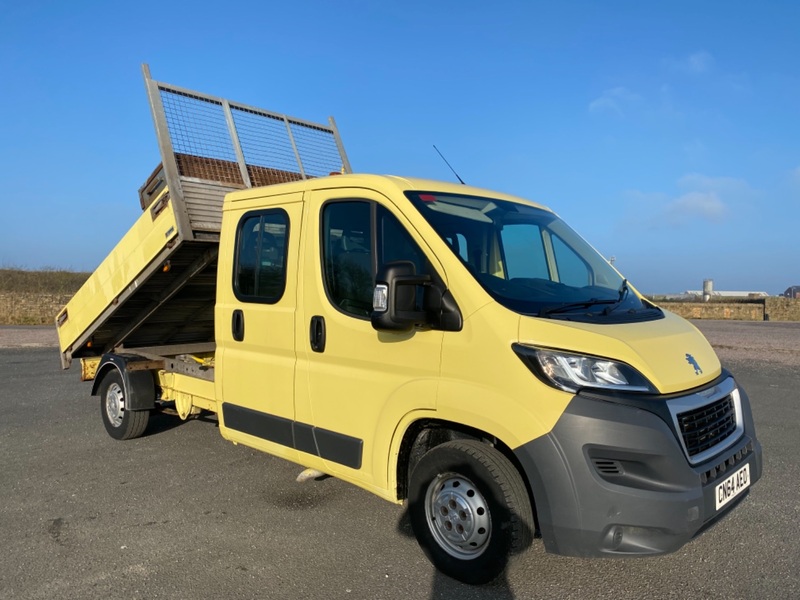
[{"left": 0, "top": 321, "right": 798, "bottom": 599}]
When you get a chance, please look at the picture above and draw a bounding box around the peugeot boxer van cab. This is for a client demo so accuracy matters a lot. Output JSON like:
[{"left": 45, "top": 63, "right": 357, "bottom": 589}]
[{"left": 212, "top": 175, "right": 762, "bottom": 583}]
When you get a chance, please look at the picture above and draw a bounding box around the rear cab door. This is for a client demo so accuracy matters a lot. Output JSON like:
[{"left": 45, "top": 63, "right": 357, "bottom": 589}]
[{"left": 216, "top": 191, "right": 303, "bottom": 462}]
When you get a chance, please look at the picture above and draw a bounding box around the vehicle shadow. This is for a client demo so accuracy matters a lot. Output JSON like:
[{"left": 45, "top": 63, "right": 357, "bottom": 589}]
[
  {"left": 142, "top": 406, "right": 218, "bottom": 437},
  {"left": 396, "top": 505, "right": 529, "bottom": 600}
]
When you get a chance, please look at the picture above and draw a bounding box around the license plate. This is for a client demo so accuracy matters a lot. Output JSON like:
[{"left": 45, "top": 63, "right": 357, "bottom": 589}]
[{"left": 715, "top": 463, "right": 750, "bottom": 511}]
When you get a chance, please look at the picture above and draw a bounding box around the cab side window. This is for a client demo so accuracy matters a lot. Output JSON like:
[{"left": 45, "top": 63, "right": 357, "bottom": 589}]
[
  {"left": 321, "top": 201, "right": 429, "bottom": 318},
  {"left": 378, "top": 205, "right": 426, "bottom": 275},
  {"left": 234, "top": 210, "right": 289, "bottom": 303},
  {"left": 322, "top": 202, "right": 374, "bottom": 316}
]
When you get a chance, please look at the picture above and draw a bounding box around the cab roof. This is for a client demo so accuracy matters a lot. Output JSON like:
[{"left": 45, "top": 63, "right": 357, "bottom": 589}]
[{"left": 224, "top": 173, "right": 552, "bottom": 213}]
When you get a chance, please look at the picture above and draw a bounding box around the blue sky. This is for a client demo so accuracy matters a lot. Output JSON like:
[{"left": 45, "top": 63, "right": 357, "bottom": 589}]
[{"left": 1, "top": 0, "right": 798, "bottom": 294}]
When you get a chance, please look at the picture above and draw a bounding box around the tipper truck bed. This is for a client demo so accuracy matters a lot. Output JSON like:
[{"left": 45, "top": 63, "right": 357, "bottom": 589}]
[
  {"left": 57, "top": 65, "right": 350, "bottom": 373},
  {"left": 57, "top": 67, "right": 761, "bottom": 585}
]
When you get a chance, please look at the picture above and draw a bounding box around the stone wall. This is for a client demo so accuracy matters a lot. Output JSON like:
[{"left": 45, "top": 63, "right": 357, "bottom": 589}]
[
  {"left": 659, "top": 302, "right": 764, "bottom": 321},
  {"left": 764, "top": 297, "right": 800, "bottom": 321},
  {"left": 658, "top": 297, "right": 800, "bottom": 322},
  {"left": 0, "top": 292, "right": 72, "bottom": 326}
]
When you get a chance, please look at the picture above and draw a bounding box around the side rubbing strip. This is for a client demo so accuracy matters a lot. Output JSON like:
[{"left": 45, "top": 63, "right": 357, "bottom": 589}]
[
  {"left": 223, "top": 403, "right": 293, "bottom": 448},
  {"left": 222, "top": 404, "right": 363, "bottom": 469},
  {"left": 314, "top": 428, "right": 363, "bottom": 470},
  {"left": 293, "top": 422, "right": 318, "bottom": 456}
]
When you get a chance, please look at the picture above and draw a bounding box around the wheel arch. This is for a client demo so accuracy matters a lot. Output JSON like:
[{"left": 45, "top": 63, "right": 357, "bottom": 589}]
[
  {"left": 91, "top": 353, "right": 157, "bottom": 411},
  {"left": 394, "top": 418, "right": 539, "bottom": 533}
]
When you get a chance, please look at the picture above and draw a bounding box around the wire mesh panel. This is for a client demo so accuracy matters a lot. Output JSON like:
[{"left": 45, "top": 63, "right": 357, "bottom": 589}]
[
  {"left": 233, "top": 108, "right": 299, "bottom": 171},
  {"left": 289, "top": 120, "right": 348, "bottom": 177},
  {"left": 143, "top": 65, "right": 351, "bottom": 238},
  {"left": 232, "top": 107, "right": 304, "bottom": 186},
  {"left": 160, "top": 90, "right": 244, "bottom": 185},
  {"left": 156, "top": 85, "right": 348, "bottom": 187}
]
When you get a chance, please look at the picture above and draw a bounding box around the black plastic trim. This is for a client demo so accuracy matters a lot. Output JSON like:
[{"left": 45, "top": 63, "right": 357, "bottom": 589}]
[
  {"left": 90, "top": 353, "right": 156, "bottom": 411},
  {"left": 314, "top": 428, "right": 364, "bottom": 470},
  {"left": 575, "top": 369, "right": 735, "bottom": 452},
  {"left": 293, "top": 422, "right": 318, "bottom": 456},
  {"left": 222, "top": 403, "right": 363, "bottom": 469},
  {"left": 513, "top": 379, "right": 762, "bottom": 557}
]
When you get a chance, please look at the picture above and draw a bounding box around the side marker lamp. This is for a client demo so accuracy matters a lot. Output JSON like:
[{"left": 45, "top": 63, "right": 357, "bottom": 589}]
[{"left": 373, "top": 284, "right": 388, "bottom": 312}]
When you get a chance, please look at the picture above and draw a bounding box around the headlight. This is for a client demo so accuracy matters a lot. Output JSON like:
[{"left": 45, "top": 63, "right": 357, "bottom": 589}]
[{"left": 512, "top": 344, "right": 655, "bottom": 393}]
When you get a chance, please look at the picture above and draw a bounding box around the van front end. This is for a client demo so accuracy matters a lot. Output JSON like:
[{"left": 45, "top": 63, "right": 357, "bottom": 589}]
[
  {"left": 511, "top": 366, "right": 762, "bottom": 556},
  {"left": 399, "top": 184, "right": 762, "bottom": 558},
  {"left": 508, "top": 309, "right": 762, "bottom": 557},
  {"left": 368, "top": 179, "right": 763, "bottom": 581}
]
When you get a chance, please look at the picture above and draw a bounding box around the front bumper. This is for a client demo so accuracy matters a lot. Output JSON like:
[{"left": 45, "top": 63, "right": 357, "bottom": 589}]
[{"left": 514, "top": 373, "right": 763, "bottom": 557}]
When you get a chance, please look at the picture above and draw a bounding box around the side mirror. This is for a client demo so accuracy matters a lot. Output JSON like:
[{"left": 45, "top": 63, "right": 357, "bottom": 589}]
[{"left": 371, "top": 261, "right": 431, "bottom": 332}]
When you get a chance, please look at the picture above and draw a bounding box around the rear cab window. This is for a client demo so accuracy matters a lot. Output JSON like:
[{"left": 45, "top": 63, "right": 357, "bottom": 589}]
[{"left": 233, "top": 209, "right": 290, "bottom": 303}]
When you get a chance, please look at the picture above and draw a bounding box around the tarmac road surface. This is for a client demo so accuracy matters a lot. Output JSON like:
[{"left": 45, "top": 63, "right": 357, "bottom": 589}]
[{"left": 0, "top": 321, "right": 798, "bottom": 599}]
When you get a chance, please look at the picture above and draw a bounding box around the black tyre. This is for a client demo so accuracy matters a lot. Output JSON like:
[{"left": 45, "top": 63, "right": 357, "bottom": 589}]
[
  {"left": 408, "top": 440, "right": 534, "bottom": 584},
  {"left": 98, "top": 369, "right": 149, "bottom": 440}
]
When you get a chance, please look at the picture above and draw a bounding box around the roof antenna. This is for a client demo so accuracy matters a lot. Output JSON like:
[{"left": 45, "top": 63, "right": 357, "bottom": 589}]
[{"left": 433, "top": 145, "right": 465, "bottom": 185}]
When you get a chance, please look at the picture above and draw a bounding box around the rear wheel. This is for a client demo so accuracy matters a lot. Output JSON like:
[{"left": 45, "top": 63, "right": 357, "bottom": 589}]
[
  {"left": 98, "top": 369, "right": 149, "bottom": 440},
  {"left": 408, "top": 440, "right": 533, "bottom": 584}
]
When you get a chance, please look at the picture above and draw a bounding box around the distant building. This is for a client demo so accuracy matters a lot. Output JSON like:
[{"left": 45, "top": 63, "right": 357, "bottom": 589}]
[
  {"left": 784, "top": 286, "right": 800, "bottom": 299},
  {"left": 684, "top": 290, "right": 769, "bottom": 298}
]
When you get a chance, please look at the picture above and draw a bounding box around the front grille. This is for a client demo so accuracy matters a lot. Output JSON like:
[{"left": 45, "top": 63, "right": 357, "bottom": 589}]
[{"left": 676, "top": 395, "right": 737, "bottom": 458}]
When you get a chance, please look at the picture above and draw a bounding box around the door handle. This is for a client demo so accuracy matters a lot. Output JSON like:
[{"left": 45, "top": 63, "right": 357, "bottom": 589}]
[
  {"left": 310, "top": 315, "right": 326, "bottom": 353},
  {"left": 232, "top": 309, "right": 245, "bottom": 342}
]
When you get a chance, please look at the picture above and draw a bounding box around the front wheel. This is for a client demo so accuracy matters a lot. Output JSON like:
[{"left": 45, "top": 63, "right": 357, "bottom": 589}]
[
  {"left": 98, "top": 369, "right": 149, "bottom": 440},
  {"left": 408, "top": 440, "right": 534, "bottom": 585}
]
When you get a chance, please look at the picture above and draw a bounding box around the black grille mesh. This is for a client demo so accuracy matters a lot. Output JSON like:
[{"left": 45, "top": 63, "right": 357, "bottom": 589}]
[{"left": 677, "top": 395, "right": 737, "bottom": 457}]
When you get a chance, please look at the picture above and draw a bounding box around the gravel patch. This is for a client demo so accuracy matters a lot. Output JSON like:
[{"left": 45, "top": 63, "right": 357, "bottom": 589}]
[
  {"left": 693, "top": 320, "right": 800, "bottom": 368},
  {"left": 0, "top": 326, "right": 59, "bottom": 348}
]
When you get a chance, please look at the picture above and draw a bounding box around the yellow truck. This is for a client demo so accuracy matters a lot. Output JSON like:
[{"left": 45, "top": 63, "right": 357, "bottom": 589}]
[{"left": 57, "top": 66, "right": 762, "bottom": 584}]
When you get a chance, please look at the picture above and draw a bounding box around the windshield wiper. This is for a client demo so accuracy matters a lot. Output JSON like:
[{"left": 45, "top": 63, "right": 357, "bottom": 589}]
[
  {"left": 618, "top": 278, "right": 629, "bottom": 302},
  {"left": 540, "top": 280, "right": 630, "bottom": 318},
  {"left": 540, "top": 297, "right": 617, "bottom": 317},
  {"left": 602, "top": 279, "right": 630, "bottom": 315}
]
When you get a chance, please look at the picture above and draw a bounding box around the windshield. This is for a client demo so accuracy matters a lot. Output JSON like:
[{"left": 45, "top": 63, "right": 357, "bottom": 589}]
[{"left": 406, "top": 191, "right": 661, "bottom": 323}]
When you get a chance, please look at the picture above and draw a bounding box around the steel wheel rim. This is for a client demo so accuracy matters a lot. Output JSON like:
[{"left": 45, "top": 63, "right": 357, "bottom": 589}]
[
  {"left": 105, "top": 382, "right": 125, "bottom": 427},
  {"left": 424, "top": 473, "right": 491, "bottom": 559}
]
